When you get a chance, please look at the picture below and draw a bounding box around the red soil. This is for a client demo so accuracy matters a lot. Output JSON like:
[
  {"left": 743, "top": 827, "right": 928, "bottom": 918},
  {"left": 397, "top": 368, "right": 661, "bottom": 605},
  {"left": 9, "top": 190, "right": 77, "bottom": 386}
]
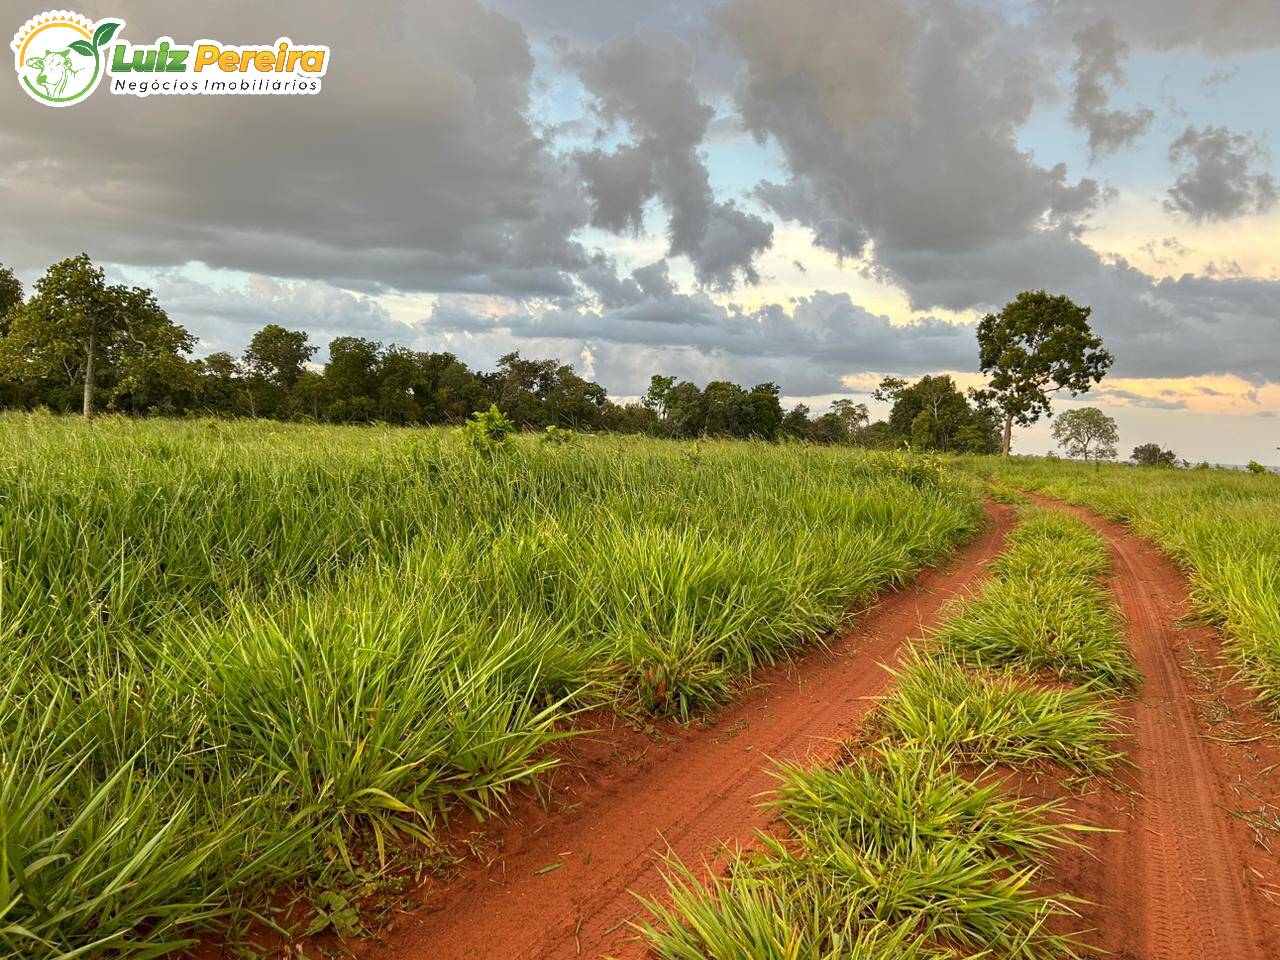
[
  {"left": 343, "top": 504, "right": 1015, "bottom": 960},
  {"left": 1029, "top": 498, "right": 1280, "bottom": 960}
]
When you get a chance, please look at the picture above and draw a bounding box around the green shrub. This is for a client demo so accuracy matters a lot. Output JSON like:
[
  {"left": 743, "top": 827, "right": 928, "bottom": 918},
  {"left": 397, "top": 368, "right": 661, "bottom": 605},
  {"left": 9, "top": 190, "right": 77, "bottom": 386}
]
[{"left": 463, "top": 403, "right": 515, "bottom": 449}]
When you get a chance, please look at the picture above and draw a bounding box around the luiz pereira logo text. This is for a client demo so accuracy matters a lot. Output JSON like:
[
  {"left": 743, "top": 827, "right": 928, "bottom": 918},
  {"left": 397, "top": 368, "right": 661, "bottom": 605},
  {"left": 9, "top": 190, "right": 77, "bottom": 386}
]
[{"left": 12, "top": 10, "right": 330, "bottom": 107}]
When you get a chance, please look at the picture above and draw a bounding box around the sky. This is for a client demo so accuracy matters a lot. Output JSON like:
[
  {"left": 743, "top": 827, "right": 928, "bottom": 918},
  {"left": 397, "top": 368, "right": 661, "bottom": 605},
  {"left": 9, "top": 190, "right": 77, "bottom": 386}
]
[{"left": 2, "top": 0, "right": 1279, "bottom": 464}]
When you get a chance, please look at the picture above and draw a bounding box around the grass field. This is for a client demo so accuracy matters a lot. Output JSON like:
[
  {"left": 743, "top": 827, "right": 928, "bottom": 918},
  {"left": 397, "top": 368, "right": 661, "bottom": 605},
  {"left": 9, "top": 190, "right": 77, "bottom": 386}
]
[
  {"left": 968, "top": 457, "right": 1280, "bottom": 714},
  {"left": 0, "top": 413, "right": 983, "bottom": 959}
]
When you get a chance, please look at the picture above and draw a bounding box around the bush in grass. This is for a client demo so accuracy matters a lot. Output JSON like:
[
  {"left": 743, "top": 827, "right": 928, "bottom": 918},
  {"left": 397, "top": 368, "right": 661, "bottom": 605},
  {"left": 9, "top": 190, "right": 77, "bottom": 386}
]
[
  {"left": 954, "top": 457, "right": 1280, "bottom": 721},
  {"left": 991, "top": 508, "right": 1111, "bottom": 583},
  {"left": 463, "top": 403, "right": 515, "bottom": 450},
  {"left": 874, "top": 450, "right": 945, "bottom": 490},
  {"left": 642, "top": 863, "right": 950, "bottom": 960},
  {"left": 936, "top": 577, "right": 1137, "bottom": 691},
  {"left": 769, "top": 748, "right": 1085, "bottom": 865},
  {"left": 540, "top": 424, "right": 575, "bottom": 444},
  {"left": 935, "top": 506, "right": 1137, "bottom": 692}
]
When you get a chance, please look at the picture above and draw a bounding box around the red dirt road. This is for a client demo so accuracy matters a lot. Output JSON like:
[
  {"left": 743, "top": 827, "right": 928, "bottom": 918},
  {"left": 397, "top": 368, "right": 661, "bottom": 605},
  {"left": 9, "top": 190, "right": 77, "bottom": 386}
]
[
  {"left": 352, "top": 505, "right": 1013, "bottom": 960},
  {"left": 1035, "top": 499, "right": 1280, "bottom": 960}
]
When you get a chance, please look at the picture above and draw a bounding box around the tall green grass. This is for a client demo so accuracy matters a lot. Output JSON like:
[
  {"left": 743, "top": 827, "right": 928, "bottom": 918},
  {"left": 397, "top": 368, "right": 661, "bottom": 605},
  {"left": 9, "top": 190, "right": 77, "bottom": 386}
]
[
  {"left": 0, "top": 412, "right": 981, "bottom": 958},
  {"left": 964, "top": 457, "right": 1280, "bottom": 714},
  {"left": 936, "top": 508, "right": 1138, "bottom": 692},
  {"left": 642, "top": 748, "right": 1087, "bottom": 960},
  {"left": 870, "top": 656, "right": 1125, "bottom": 773}
]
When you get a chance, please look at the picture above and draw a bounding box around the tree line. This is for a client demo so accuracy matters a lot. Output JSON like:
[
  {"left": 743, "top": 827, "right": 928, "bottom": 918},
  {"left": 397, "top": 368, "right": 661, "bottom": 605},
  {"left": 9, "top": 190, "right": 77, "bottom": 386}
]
[{"left": 0, "top": 254, "right": 1120, "bottom": 455}]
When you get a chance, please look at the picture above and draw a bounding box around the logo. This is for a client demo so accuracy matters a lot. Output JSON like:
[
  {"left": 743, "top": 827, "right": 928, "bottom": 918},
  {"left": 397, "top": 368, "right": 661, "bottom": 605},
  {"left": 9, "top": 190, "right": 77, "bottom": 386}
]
[
  {"left": 12, "top": 11, "right": 119, "bottom": 106},
  {"left": 12, "top": 10, "right": 329, "bottom": 107}
]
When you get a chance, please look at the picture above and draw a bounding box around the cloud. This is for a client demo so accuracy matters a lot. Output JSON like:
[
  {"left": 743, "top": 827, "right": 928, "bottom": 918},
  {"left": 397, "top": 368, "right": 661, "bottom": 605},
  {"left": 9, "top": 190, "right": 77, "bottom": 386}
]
[
  {"left": 719, "top": 0, "right": 1106, "bottom": 266},
  {"left": 1033, "top": 0, "right": 1280, "bottom": 55},
  {"left": 1201, "top": 66, "right": 1239, "bottom": 94},
  {"left": 0, "top": 0, "right": 593, "bottom": 298},
  {"left": 424, "top": 287, "right": 978, "bottom": 394},
  {"left": 136, "top": 270, "right": 406, "bottom": 356},
  {"left": 844, "top": 223, "right": 1280, "bottom": 384},
  {"left": 569, "top": 31, "right": 773, "bottom": 289},
  {"left": 575, "top": 253, "right": 676, "bottom": 308},
  {"left": 1164, "top": 126, "right": 1278, "bottom": 222},
  {"left": 1069, "top": 19, "right": 1155, "bottom": 159}
]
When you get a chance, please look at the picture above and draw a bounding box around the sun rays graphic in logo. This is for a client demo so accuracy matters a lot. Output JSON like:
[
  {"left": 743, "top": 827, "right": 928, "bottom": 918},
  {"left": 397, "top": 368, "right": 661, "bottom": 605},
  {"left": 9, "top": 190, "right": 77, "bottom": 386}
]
[{"left": 12, "top": 10, "right": 121, "bottom": 106}]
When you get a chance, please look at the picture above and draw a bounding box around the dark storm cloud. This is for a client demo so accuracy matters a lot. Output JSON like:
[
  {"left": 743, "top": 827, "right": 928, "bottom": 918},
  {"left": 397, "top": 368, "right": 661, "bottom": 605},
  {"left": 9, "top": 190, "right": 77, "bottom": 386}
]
[
  {"left": 1069, "top": 19, "right": 1155, "bottom": 159},
  {"left": 0, "top": 0, "right": 593, "bottom": 297},
  {"left": 1164, "top": 127, "right": 1278, "bottom": 222},
  {"left": 708, "top": 0, "right": 1280, "bottom": 390},
  {"left": 486, "top": 0, "right": 713, "bottom": 47},
  {"left": 4, "top": 0, "right": 1279, "bottom": 405},
  {"left": 569, "top": 31, "right": 773, "bottom": 290},
  {"left": 719, "top": 0, "right": 1106, "bottom": 265},
  {"left": 868, "top": 226, "right": 1280, "bottom": 383},
  {"left": 575, "top": 254, "right": 676, "bottom": 309}
]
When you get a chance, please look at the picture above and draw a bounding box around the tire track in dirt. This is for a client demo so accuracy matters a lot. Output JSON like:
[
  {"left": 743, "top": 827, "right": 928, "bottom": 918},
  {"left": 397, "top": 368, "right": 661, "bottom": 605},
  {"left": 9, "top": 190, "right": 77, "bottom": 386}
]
[
  {"left": 1034, "top": 497, "right": 1280, "bottom": 960},
  {"left": 352, "top": 504, "right": 1012, "bottom": 960}
]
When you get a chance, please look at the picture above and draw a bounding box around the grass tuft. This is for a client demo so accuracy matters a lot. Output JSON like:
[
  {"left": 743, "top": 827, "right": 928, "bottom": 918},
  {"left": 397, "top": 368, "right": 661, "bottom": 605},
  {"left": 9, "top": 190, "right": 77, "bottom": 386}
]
[
  {"left": 642, "top": 747, "right": 1087, "bottom": 960},
  {"left": 936, "top": 506, "right": 1137, "bottom": 693},
  {"left": 870, "top": 656, "right": 1125, "bottom": 773}
]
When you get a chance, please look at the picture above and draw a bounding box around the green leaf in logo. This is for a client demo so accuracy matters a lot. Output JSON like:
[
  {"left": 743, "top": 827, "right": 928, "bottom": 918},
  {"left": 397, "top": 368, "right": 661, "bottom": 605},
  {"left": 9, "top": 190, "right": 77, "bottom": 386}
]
[
  {"left": 92, "top": 21, "right": 120, "bottom": 48},
  {"left": 69, "top": 39, "right": 94, "bottom": 57}
]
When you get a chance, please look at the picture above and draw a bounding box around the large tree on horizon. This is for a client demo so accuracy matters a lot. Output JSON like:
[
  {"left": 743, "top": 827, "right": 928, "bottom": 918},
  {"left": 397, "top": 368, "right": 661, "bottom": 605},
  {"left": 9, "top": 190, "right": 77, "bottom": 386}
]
[{"left": 975, "top": 291, "right": 1113, "bottom": 456}]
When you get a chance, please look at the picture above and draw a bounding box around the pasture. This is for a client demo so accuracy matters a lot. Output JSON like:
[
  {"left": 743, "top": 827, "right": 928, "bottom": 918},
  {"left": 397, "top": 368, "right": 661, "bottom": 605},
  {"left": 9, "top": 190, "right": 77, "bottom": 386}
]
[{"left": 0, "top": 413, "right": 980, "bottom": 958}]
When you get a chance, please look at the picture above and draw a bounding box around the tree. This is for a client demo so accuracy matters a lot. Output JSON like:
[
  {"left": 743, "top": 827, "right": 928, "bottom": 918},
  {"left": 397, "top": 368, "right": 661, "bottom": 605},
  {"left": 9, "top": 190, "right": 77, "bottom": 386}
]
[
  {"left": 0, "top": 262, "right": 22, "bottom": 334},
  {"left": 601, "top": 400, "right": 658, "bottom": 434},
  {"left": 830, "top": 398, "right": 869, "bottom": 440},
  {"left": 323, "top": 336, "right": 382, "bottom": 421},
  {"left": 105, "top": 285, "right": 197, "bottom": 413},
  {"left": 875, "top": 374, "right": 999, "bottom": 453},
  {"left": 0, "top": 254, "right": 193, "bottom": 418},
  {"left": 782, "top": 403, "right": 812, "bottom": 439},
  {"left": 643, "top": 375, "right": 678, "bottom": 421},
  {"left": 375, "top": 345, "right": 427, "bottom": 424},
  {"left": 663, "top": 380, "right": 706, "bottom": 438},
  {"left": 243, "top": 324, "right": 315, "bottom": 389},
  {"left": 1132, "top": 443, "right": 1178, "bottom": 468},
  {"left": 976, "top": 291, "right": 1113, "bottom": 456},
  {"left": 738, "top": 383, "right": 784, "bottom": 440},
  {"left": 543, "top": 363, "right": 608, "bottom": 429},
  {"left": 1051, "top": 407, "right": 1118, "bottom": 464}
]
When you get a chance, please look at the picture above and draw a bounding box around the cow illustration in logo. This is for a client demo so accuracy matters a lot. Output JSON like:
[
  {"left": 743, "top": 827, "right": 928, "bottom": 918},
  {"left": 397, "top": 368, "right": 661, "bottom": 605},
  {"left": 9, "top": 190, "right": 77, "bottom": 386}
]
[{"left": 11, "top": 11, "right": 122, "bottom": 106}]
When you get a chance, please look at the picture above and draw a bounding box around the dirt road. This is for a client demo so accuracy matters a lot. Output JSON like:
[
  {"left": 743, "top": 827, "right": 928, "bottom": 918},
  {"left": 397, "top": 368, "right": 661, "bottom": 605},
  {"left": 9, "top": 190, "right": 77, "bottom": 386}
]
[
  {"left": 334, "top": 494, "right": 1280, "bottom": 960},
  {"left": 1035, "top": 499, "right": 1280, "bottom": 960},
  {"left": 352, "top": 504, "right": 1013, "bottom": 960}
]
